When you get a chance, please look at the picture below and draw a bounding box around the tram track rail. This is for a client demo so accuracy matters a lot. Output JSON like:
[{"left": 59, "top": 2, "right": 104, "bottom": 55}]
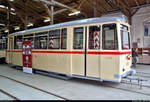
[
  {"left": 0, "top": 74, "right": 69, "bottom": 100},
  {"left": 134, "top": 72, "right": 150, "bottom": 78},
  {"left": 121, "top": 81, "right": 150, "bottom": 89},
  {"left": 103, "top": 83, "right": 150, "bottom": 97},
  {"left": 0, "top": 89, "right": 20, "bottom": 100},
  {"left": 1, "top": 74, "right": 150, "bottom": 99}
]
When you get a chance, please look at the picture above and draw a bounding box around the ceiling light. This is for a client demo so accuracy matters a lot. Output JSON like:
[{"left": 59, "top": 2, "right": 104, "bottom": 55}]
[
  {"left": 10, "top": 12, "right": 16, "bottom": 15},
  {"left": 27, "top": 23, "right": 33, "bottom": 27},
  {"left": 44, "top": 18, "right": 51, "bottom": 22},
  {"left": 0, "top": 5, "right": 6, "bottom": 8},
  {"left": 5, "top": 29, "right": 9, "bottom": 33},
  {"left": 68, "top": 11, "right": 80, "bottom": 16},
  {"left": 11, "top": 8, "right": 15, "bottom": 11},
  {"left": 14, "top": 26, "right": 20, "bottom": 30},
  {"left": 9, "top": 0, "right": 14, "bottom": 2},
  {"left": 0, "top": 23, "right": 5, "bottom": 26}
]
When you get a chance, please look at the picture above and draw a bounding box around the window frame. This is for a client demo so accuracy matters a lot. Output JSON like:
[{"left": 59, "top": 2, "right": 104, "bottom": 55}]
[
  {"left": 88, "top": 25, "right": 101, "bottom": 50},
  {"left": 34, "top": 31, "right": 48, "bottom": 49},
  {"left": 120, "top": 24, "right": 131, "bottom": 50},
  {"left": 102, "top": 23, "right": 118, "bottom": 50},
  {"left": 48, "top": 29, "right": 61, "bottom": 49},
  {"left": 73, "top": 27, "right": 84, "bottom": 50}
]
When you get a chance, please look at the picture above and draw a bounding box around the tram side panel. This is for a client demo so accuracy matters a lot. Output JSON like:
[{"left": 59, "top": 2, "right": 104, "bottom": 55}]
[
  {"left": 0, "top": 50, "right": 5, "bottom": 58},
  {"left": 100, "top": 55, "right": 120, "bottom": 82},
  {"left": 119, "top": 53, "right": 132, "bottom": 75},
  {"left": 32, "top": 52, "right": 72, "bottom": 75},
  {"left": 30, "top": 27, "right": 73, "bottom": 75},
  {"left": 11, "top": 52, "right": 22, "bottom": 66}
]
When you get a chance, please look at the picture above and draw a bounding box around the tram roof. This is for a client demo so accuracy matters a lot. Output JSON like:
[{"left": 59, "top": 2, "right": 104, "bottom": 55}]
[{"left": 9, "top": 14, "right": 128, "bottom": 36}]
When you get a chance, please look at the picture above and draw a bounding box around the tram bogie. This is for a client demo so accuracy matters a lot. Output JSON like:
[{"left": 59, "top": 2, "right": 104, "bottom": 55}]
[{"left": 6, "top": 15, "right": 135, "bottom": 82}]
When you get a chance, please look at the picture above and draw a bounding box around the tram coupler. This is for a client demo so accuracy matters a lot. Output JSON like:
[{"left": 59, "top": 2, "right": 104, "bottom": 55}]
[{"left": 122, "top": 76, "right": 147, "bottom": 89}]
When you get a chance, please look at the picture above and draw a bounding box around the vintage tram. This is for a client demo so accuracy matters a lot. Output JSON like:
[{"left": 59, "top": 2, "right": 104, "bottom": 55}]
[
  {"left": 0, "top": 35, "right": 7, "bottom": 62},
  {"left": 6, "top": 15, "right": 135, "bottom": 82}
]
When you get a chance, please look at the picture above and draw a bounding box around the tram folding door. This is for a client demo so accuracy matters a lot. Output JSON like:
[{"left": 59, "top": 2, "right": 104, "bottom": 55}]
[
  {"left": 22, "top": 41, "right": 33, "bottom": 74},
  {"left": 8, "top": 38, "right": 13, "bottom": 63}
]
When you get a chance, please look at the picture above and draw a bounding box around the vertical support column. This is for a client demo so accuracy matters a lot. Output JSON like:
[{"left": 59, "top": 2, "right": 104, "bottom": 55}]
[
  {"left": 93, "top": 0, "right": 97, "bottom": 17},
  {"left": 51, "top": 0, "right": 54, "bottom": 25},
  {"left": 24, "top": 0, "right": 28, "bottom": 30},
  {"left": 7, "top": 6, "right": 10, "bottom": 35}
]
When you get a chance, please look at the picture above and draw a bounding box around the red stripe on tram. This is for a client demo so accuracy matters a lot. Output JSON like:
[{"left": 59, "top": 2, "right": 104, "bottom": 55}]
[
  {"left": 88, "top": 51, "right": 132, "bottom": 55},
  {"left": 6, "top": 50, "right": 131, "bottom": 55},
  {"left": 32, "top": 51, "right": 85, "bottom": 54}
]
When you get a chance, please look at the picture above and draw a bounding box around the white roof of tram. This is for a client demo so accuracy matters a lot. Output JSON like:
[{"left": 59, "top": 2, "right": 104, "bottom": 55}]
[{"left": 9, "top": 14, "right": 128, "bottom": 36}]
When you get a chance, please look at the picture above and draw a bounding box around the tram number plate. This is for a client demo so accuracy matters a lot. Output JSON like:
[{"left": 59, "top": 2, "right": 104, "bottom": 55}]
[{"left": 23, "top": 67, "right": 33, "bottom": 74}]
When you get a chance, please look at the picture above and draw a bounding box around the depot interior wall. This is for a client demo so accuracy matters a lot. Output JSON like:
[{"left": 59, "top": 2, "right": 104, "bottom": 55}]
[{"left": 131, "top": 6, "right": 150, "bottom": 48}]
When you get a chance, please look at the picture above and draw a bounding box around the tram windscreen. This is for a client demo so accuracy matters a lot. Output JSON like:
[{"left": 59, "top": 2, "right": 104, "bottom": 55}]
[
  {"left": 102, "top": 24, "right": 118, "bottom": 50},
  {"left": 121, "top": 25, "right": 130, "bottom": 50}
]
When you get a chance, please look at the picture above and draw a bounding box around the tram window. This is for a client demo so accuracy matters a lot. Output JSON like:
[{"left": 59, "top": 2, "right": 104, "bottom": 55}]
[
  {"left": 102, "top": 24, "right": 118, "bottom": 50},
  {"left": 89, "top": 26, "right": 101, "bottom": 49},
  {"left": 24, "top": 34, "right": 34, "bottom": 49},
  {"left": 34, "top": 32, "right": 48, "bottom": 49},
  {"left": 61, "top": 28, "right": 67, "bottom": 49},
  {"left": 121, "top": 25, "right": 130, "bottom": 50},
  {"left": 14, "top": 35, "right": 23, "bottom": 49},
  {"left": 73, "top": 27, "right": 83, "bottom": 49},
  {"left": 49, "top": 29, "right": 60, "bottom": 49},
  {"left": 0, "top": 36, "right": 6, "bottom": 50}
]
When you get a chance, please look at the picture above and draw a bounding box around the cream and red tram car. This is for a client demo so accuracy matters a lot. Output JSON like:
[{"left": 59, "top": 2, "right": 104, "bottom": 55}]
[
  {"left": 6, "top": 15, "right": 135, "bottom": 82},
  {"left": 0, "top": 35, "right": 7, "bottom": 62}
]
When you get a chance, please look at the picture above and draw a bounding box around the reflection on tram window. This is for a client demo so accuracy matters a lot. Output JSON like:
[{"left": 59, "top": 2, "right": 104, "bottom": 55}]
[
  {"left": 89, "top": 26, "right": 101, "bottom": 49},
  {"left": 0, "top": 36, "right": 7, "bottom": 50},
  {"left": 121, "top": 25, "right": 130, "bottom": 50},
  {"left": 102, "top": 24, "right": 118, "bottom": 50},
  {"left": 49, "top": 30, "right": 60, "bottom": 49},
  {"left": 73, "top": 27, "right": 83, "bottom": 49},
  {"left": 24, "top": 34, "right": 34, "bottom": 49},
  {"left": 61, "top": 28, "right": 67, "bottom": 49},
  {"left": 34, "top": 32, "right": 48, "bottom": 49},
  {"left": 14, "top": 35, "right": 23, "bottom": 49}
]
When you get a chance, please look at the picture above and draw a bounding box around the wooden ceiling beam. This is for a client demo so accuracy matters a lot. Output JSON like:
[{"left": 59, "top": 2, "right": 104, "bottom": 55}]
[
  {"left": 34, "top": 0, "right": 74, "bottom": 10},
  {"left": 134, "top": 0, "right": 140, "bottom": 6},
  {"left": 7, "top": 0, "right": 26, "bottom": 24},
  {"left": 131, "top": 8, "right": 139, "bottom": 17}
]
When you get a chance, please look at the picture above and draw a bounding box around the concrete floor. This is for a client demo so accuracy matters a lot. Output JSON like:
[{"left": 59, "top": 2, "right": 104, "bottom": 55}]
[{"left": 0, "top": 64, "right": 150, "bottom": 100}]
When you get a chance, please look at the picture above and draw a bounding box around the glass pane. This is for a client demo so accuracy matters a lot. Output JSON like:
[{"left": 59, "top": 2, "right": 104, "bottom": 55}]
[
  {"left": 61, "top": 28, "right": 67, "bottom": 49},
  {"left": 121, "top": 25, "right": 130, "bottom": 50},
  {"left": 73, "top": 27, "right": 83, "bottom": 49},
  {"left": 49, "top": 30, "right": 60, "bottom": 49},
  {"left": 35, "top": 32, "right": 48, "bottom": 49},
  {"left": 14, "top": 35, "right": 23, "bottom": 49},
  {"left": 0, "top": 36, "right": 6, "bottom": 50},
  {"left": 89, "top": 26, "right": 101, "bottom": 49},
  {"left": 24, "top": 34, "right": 34, "bottom": 49},
  {"left": 102, "top": 24, "right": 118, "bottom": 50}
]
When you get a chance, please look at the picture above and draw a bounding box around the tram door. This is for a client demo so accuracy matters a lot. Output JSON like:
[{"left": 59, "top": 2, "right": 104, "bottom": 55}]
[
  {"left": 86, "top": 25, "right": 101, "bottom": 78},
  {"left": 72, "top": 27, "right": 85, "bottom": 76},
  {"left": 72, "top": 26, "right": 101, "bottom": 78},
  {"left": 8, "top": 38, "right": 13, "bottom": 63}
]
